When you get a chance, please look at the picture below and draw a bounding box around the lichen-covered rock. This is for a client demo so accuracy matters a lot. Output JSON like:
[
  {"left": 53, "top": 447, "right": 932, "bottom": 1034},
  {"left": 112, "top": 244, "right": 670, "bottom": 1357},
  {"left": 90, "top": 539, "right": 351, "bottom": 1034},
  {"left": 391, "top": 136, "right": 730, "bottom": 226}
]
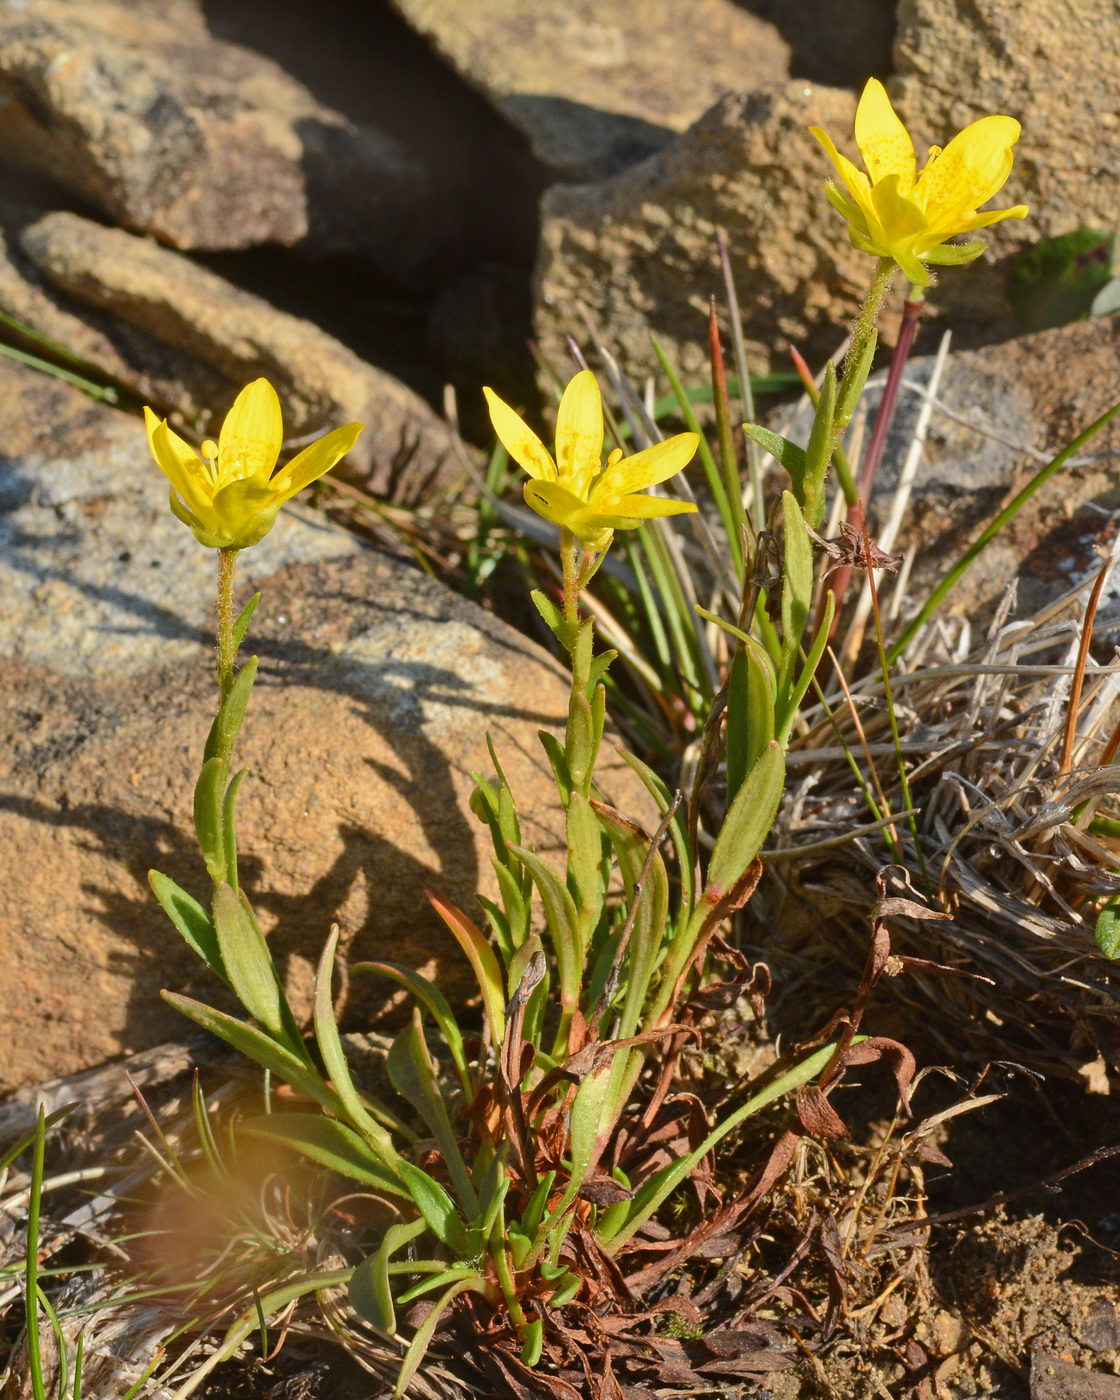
[
  {"left": 892, "top": 0, "right": 1120, "bottom": 329},
  {"left": 534, "top": 83, "right": 875, "bottom": 382},
  {"left": 0, "top": 0, "right": 429, "bottom": 273},
  {"left": 0, "top": 360, "right": 650, "bottom": 1088},
  {"left": 0, "top": 211, "right": 459, "bottom": 499},
  {"left": 389, "top": 0, "right": 790, "bottom": 180}
]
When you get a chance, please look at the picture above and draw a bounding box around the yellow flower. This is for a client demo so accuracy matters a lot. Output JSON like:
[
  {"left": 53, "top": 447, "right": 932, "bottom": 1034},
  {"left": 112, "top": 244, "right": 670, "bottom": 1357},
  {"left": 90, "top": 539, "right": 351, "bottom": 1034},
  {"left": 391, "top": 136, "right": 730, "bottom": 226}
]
[
  {"left": 483, "top": 370, "right": 699, "bottom": 548},
  {"left": 144, "top": 378, "right": 362, "bottom": 550},
  {"left": 810, "top": 78, "right": 1029, "bottom": 287}
]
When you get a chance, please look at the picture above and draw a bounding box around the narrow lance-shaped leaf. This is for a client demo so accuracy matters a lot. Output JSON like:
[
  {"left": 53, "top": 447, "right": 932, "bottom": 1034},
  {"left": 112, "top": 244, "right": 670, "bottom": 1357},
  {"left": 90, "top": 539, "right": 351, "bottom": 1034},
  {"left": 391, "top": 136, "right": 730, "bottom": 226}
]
[
  {"left": 204, "top": 655, "right": 258, "bottom": 763},
  {"left": 354, "top": 959, "right": 473, "bottom": 1098},
  {"left": 742, "top": 424, "right": 807, "bottom": 496},
  {"left": 802, "top": 360, "right": 836, "bottom": 529},
  {"left": 313, "top": 927, "right": 408, "bottom": 1160},
  {"left": 349, "top": 1216, "right": 428, "bottom": 1333},
  {"left": 163, "top": 993, "right": 329, "bottom": 1106},
  {"left": 705, "top": 740, "right": 785, "bottom": 898},
  {"left": 428, "top": 889, "right": 506, "bottom": 1046},
  {"left": 211, "top": 881, "right": 287, "bottom": 1042},
  {"left": 148, "top": 871, "right": 226, "bottom": 981},
  {"left": 778, "top": 490, "right": 813, "bottom": 701},
  {"left": 388, "top": 1012, "right": 478, "bottom": 1217},
  {"left": 240, "top": 1113, "right": 407, "bottom": 1196},
  {"left": 192, "top": 756, "right": 227, "bottom": 884}
]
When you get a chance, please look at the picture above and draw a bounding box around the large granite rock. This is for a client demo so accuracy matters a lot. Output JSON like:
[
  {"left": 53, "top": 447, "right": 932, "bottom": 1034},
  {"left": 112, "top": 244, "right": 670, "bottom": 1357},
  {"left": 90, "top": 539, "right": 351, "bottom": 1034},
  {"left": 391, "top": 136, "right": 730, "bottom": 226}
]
[
  {"left": 0, "top": 211, "right": 459, "bottom": 500},
  {"left": 389, "top": 0, "right": 790, "bottom": 181},
  {"left": 534, "top": 82, "right": 876, "bottom": 382},
  {"left": 0, "top": 361, "right": 649, "bottom": 1089},
  {"left": 892, "top": 0, "right": 1120, "bottom": 330},
  {"left": 0, "top": 0, "right": 430, "bottom": 276}
]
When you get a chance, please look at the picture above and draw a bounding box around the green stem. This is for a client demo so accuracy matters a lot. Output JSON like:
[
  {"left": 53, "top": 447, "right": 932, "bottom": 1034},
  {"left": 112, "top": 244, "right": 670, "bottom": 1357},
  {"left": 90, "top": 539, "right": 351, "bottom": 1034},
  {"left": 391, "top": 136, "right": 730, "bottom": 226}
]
[
  {"left": 836, "top": 257, "right": 894, "bottom": 439},
  {"left": 216, "top": 547, "right": 238, "bottom": 702}
]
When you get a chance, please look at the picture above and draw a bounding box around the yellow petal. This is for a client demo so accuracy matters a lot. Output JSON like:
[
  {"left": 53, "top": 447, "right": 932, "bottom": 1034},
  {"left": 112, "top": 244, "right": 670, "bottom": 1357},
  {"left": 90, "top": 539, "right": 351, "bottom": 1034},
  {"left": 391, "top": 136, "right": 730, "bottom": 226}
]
[
  {"left": 595, "top": 432, "right": 699, "bottom": 499},
  {"left": 218, "top": 378, "right": 283, "bottom": 484},
  {"left": 145, "top": 408, "right": 213, "bottom": 517},
  {"left": 209, "top": 479, "right": 282, "bottom": 549},
  {"left": 554, "top": 369, "right": 603, "bottom": 495},
  {"left": 869, "top": 174, "right": 929, "bottom": 243},
  {"left": 915, "top": 115, "right": 1021, "bottom": 223},
  {"left": 585, "top": 494, "right": 699, "bottom": 531},
  {"left": 272, "top": 423, "right": 364, "bottom": 503},
  {"left": 810, "top": 126, "right": 875, "bottom": 224},
  {"left": 949, "top": 203, "right": 1030, "bottom": 234},
  {"left": 483, "top": 387, "right": 557, "bottom": 481},
  {"left": 854, "top": 78, "right": 916, "bottom": 192},
  {"left": 522, "top": 478, "right": 608, "bottom": 542}
]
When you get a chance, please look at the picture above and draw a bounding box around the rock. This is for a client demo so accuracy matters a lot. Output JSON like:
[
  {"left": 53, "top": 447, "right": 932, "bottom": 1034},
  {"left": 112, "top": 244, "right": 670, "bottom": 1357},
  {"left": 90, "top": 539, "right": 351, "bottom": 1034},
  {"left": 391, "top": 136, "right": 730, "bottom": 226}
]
[
  {"left": 892, "top": 0, "right": 1120, "bottom": 330},
  {"left": 744, "top": 0, "right": 896, "bottom": 89},
  {"left": 784, "top": 315, "right": 1120, "bottom": 618},
  {"left": 389, "top": 0, "right": 790, "bottom": 181},
  {"left": 0, "top": 210, "right": 460, "bottom": 500},
  {"left": 1031, "top": 1352, "right": 1120, "bottom": 1400},
  {"left": 534, "top": 82, "right": 878, "bottom": 381},
  {"left": 0, "top": 0, "right": 429, "bottom": 275},
  {"left": 0, "top": 360, "right": 650, "bottom": 1089}
]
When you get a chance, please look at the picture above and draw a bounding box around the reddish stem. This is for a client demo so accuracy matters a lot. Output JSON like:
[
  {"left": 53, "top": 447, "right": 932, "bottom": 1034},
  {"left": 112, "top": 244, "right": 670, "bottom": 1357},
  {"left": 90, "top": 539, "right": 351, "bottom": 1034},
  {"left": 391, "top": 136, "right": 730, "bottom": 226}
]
[{"left": 823, "top": 294, "right": 925, "bottom": 632}]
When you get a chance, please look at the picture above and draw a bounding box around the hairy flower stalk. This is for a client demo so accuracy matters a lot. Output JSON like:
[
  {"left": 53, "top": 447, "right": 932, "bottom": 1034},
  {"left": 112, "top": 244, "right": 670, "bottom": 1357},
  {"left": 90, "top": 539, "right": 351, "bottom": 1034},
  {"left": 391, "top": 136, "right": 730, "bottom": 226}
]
[{"left": 811, "top": 79, "right": 1028, "bottom": 624}]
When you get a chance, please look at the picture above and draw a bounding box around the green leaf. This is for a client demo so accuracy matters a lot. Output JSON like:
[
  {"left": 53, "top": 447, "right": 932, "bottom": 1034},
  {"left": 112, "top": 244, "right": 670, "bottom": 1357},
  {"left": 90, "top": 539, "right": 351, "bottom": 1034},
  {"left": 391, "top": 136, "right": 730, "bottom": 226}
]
[
  {"left": 594, "top": 802, "right": 670, "bottom": 1035},
  {"left": 778, "top": 591, "right": 834, "bottom": 740},
  {"left": 397, "top": 1160, "right": 469, "bottom": 1254},
  {"left": 568, "top": 1061, "right": 615, "bottom": 1198},
  {"left": 566, "top": 685, "right": 597, "bottom": 795},
  {"left": 162, "top": 993, "right": 327, "bottom": 1104},
  {"left": 603, "top": 1040, "right": 847, "bottom": 1252},
  {"left": 802, "top": 360, "right": 836, "bottom": 529},
  {"left": 520, "top": 1318, "right": 544, "bottom": 1366},
  {"left": 726, "top": 637, "right": 777, "bottom": 803},
  {"left": 392, "top": 1277, "right": 486, "bottom": 1398},
  {"left": 148, "top": 871, "right": 225, "bottom": 980},
  {"left": 617, "top": 749, "right": 694, "bottom": 912},
  {"left": 743, "top": 423, "right": 806, "bottom": 490},
  {"left": 354, "top": 960, "right": 472, "bottom": 1098},
  {"left": 240, "top": 1113, "right": 407, "bottom": 1196},
  {"left": 705, "top": 740, "right": 785, "bottom": 897},
  {"left": 348, "top": 1217, "right": 427, "bottom": 1333},
  {"left": 566, "top": 790, "right": 605, "bottom": 926},
  {"left": 221, "top": 767, "right": 247, "bottom": 891},
  {"left": 428, "top": 891, "right": 506, "bottom": 1046},
  {"left": 193, "top": 756, "right": 227, "bottom": 884},
  {"left": 1008, "top": 227, "right": 1115, "bottom": 332},
  {"left": 211, "top": 882, "right": 285, "bottom": 1040},
  {"left": 509, "top": 845, "right": 583, "bottom": 1014},
  {"left": 231, "top": 592, "right": 261, "bottom": 653},
  {"left": 548, "top": 1273, "right": 582, "bottom": 1308},
  {"left": 779, "top": 491, "right": 813, "bottom": 698},
  {"left": 538, "top": 729, "right": 572, "bottom": 803},
  {"left": 203, "top": 655, "right": 258, "bottom": 763},
  {"left": 923, "top": 240, "right": 986, "bottom": 267},
  {"left": 388, "top": 1013, "right": 477, "bottom": 1216},
  {"left": 531, "top": 588, "right": 565, "bottom": 641},
  {"left": 313, "top": 928, "right": 406, "bottom": 1162},
  {"left": 1095, "top": 905, "right": 1120, "bottom": 959}
]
